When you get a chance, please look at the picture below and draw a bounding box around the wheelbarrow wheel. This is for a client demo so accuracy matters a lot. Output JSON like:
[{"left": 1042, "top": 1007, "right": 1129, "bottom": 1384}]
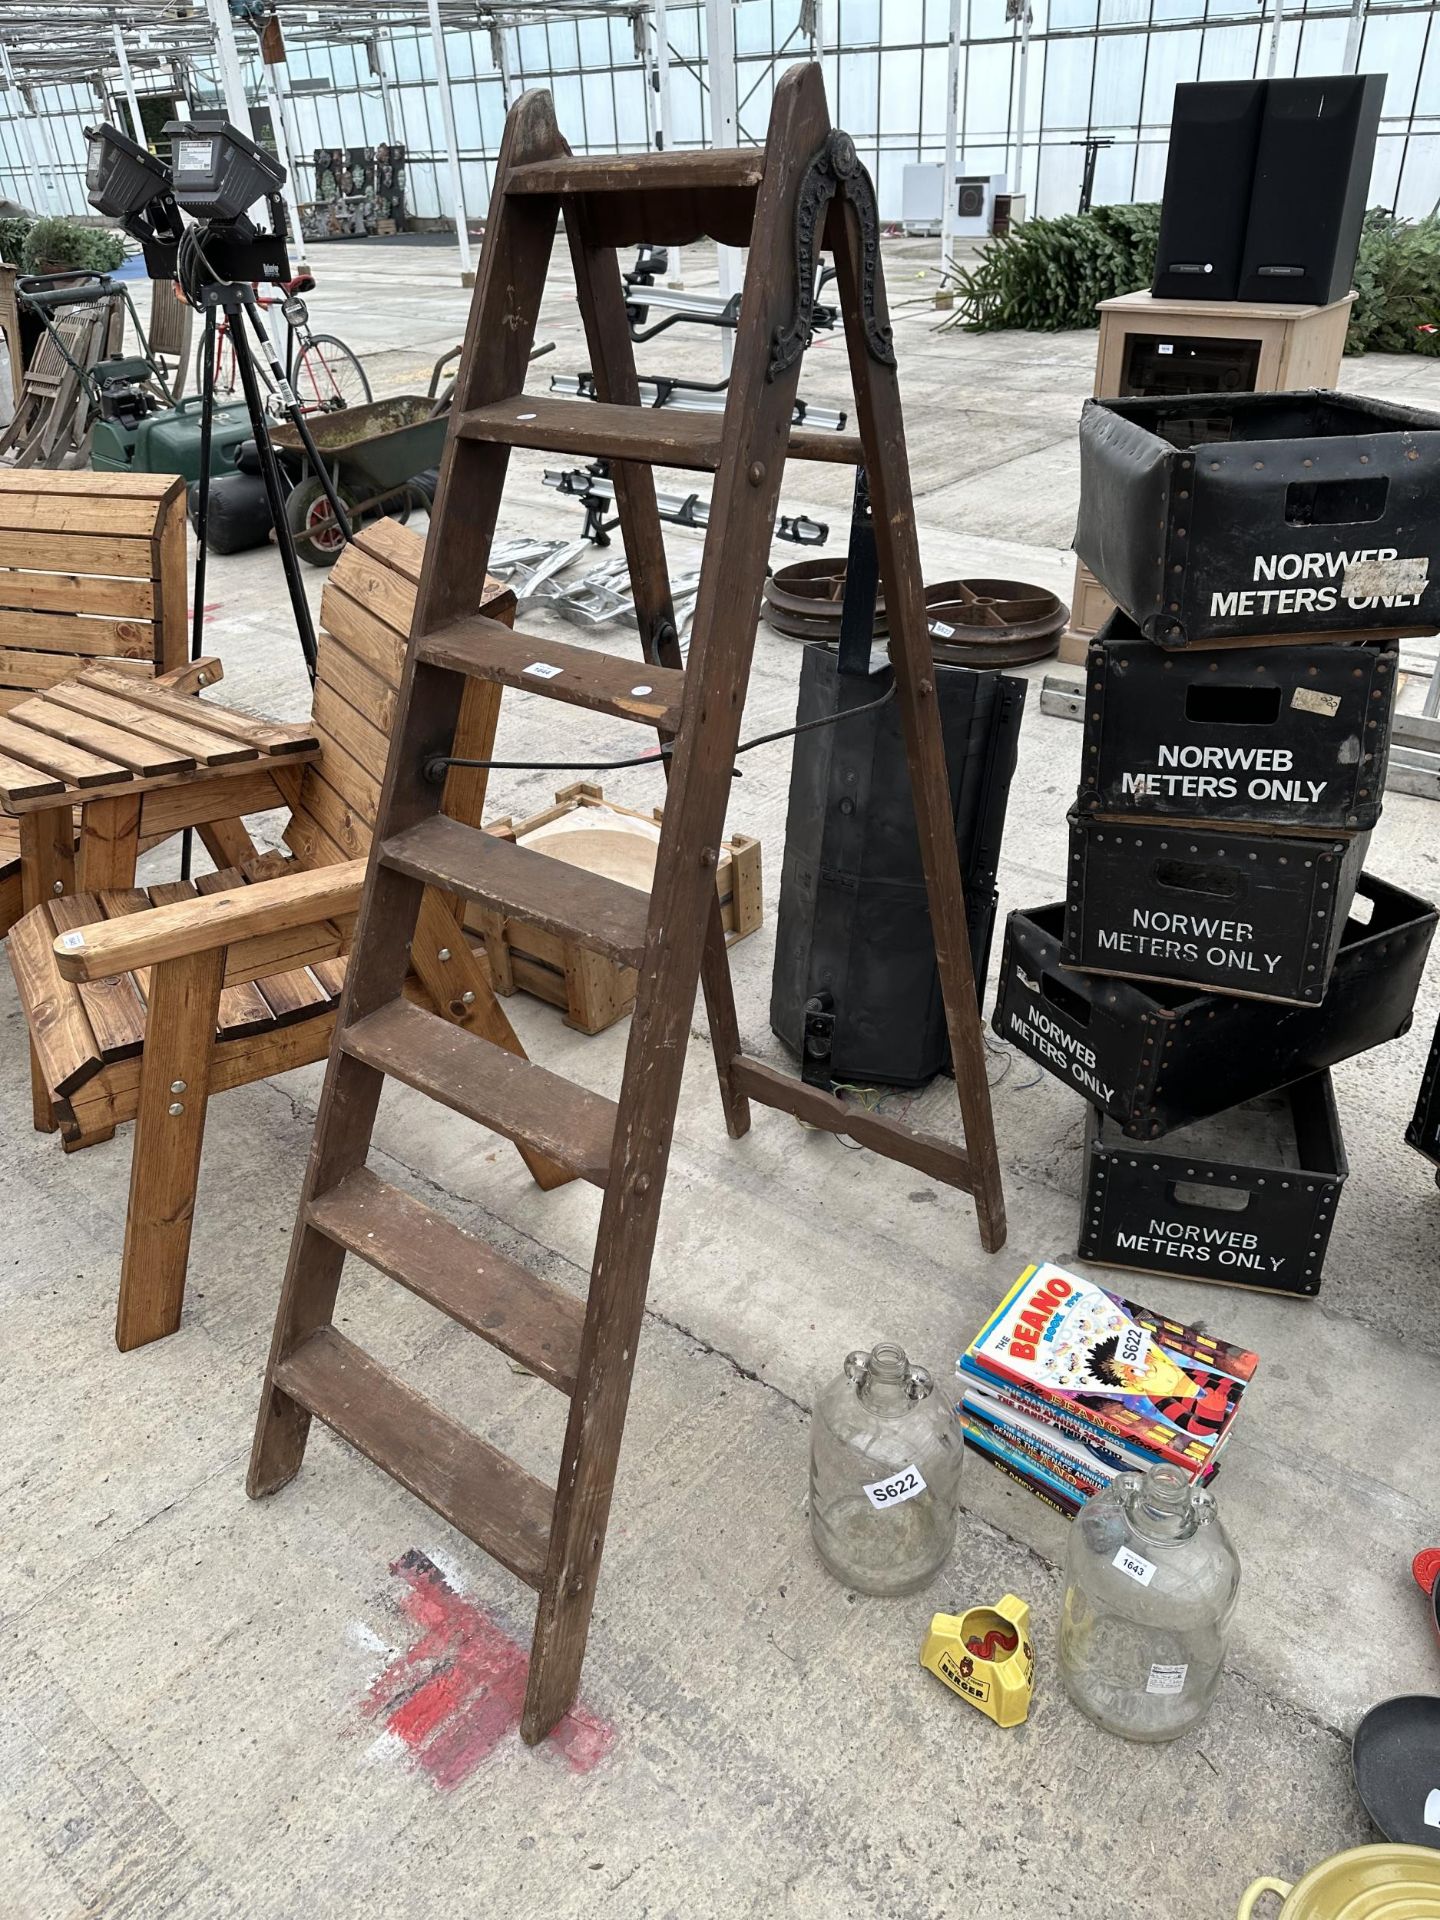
[{"left": 285, "top": 474, "right": 360, "bottom": 568}]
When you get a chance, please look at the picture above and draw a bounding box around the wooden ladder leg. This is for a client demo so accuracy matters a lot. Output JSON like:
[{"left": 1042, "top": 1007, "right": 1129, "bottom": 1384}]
[
  {"left": 251, "top": 92, "right": 568, "bottom": 1497},
  {"left": 115, "top": 947, "right": 223, "bottom": 1350},
  {"left": 20, "top": 808, "right": 75, "bottom": 1135},
  {"left": 521, "top": 65, "right": 833, "bottom": 1743},
  {"left": 564, "top": 219, "right": 751, "bottom": 1140},
  {"left": 826, "top": 197, "right": 1007, "bottom": 1253}
]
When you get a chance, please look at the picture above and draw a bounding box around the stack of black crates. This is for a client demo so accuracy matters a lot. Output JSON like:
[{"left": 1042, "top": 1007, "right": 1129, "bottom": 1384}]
[{"left": 996, "top": 390, "right": 1440, "bottom": 1298}]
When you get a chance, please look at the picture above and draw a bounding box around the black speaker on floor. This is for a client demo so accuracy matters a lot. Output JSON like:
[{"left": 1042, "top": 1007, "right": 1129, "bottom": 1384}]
[
  {"left": 1237, "top": 74, "right": 1385, "bottom": 306},
  {"left": 1152, "top": 79, "right": 1267, "bottom": 301},
  {"left": 769, "top": 648, "right": 1026, "bottom": 1089}
]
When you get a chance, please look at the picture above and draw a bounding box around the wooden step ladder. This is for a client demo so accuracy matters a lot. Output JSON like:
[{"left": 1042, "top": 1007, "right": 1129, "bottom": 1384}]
[{"left": 248, "top": 62, "right": 1007, "bottom": 1745}]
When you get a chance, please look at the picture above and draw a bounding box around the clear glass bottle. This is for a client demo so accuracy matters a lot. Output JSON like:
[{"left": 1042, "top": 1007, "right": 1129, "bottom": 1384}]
[
  {"left": 1058, "top": 1460, "right": 1240, "bottom": 1742},
  {"left": 809, "top": 1342, "right": 963, "bottom": 1597}
]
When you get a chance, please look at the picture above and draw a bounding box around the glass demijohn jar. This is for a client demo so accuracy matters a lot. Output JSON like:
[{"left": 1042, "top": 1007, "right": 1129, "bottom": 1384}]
[
  {"left": 1058, "top": 1460, "right": 1240, "bottom": 1742},
  {"left": 809, "top": 1343, "right": 963, "bottom": 1597}
]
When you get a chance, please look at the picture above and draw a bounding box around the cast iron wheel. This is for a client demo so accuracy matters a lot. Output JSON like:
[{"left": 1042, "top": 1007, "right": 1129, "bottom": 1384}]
[
  {"left": 762, "top": 562, "right": 1065, "bottom": 666},
  {"left": 922, "top": 578, "right": 1069, "bottom": 665}
]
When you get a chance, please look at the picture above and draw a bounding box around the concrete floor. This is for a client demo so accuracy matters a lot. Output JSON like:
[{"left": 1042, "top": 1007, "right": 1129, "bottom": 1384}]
[{"left": 4, "top": 231, "right": 1440, "bottom": 1920}]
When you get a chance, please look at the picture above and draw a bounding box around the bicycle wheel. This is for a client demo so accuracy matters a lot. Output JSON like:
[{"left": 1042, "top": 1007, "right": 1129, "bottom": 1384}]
[{"left": 292, "top": 334, "right": 371, "bottom": 414}]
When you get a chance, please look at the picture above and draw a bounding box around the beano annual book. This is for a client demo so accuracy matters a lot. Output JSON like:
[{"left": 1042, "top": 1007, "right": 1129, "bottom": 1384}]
[{"left": 959, "top": 1260, "right": 1259, "bottom": 1474}]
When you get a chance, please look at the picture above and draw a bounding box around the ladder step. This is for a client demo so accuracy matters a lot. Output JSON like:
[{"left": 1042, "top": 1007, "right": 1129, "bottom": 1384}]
[
  {"left": 382, "top": 814, "right": 649, "bottom": 969},
  {"left": 274, "top": 1326, "right": 553, "bottom": 1589},
  {"left": 342, "top": 998, "right": 617, "bottom": 1186},
  {"left": 458, "top": 395, "right": 722, "bottom": 470},
  {"left": 419, "top": 613, "right": 685, "bottom": 731},
  {"left": 506, "top": 151, "right": 766, "bottom": 196},
  {"left": 455, "top": 395, "right": 862, "bottom": 470},
  {"left": 307, "top": 1166, "right": 586, "bottom": 1394}
]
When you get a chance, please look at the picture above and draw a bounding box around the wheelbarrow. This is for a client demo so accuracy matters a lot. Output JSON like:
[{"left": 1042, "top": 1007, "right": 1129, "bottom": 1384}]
[
  {"left": 271, "top": 340, "right": 554, "bottom": 566},
  {"left": 270, "top": 392, "right": 448, "bottom": 566}
]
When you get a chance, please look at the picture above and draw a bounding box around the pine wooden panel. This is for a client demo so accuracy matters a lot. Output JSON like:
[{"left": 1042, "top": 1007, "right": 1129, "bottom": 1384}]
[
  {"left": 7, "top": 901, "right": 102, "bottom": 1094},
  {"left": 0, "top": 572, "right": 154, "bottom": 618},
  {"left": 0, "top": 531, "right": 155, "bottom": 577},
  {"left": 311, "top": 680, "right": 392, "bottom": 790},
  {"left": 0, "top": 469, "right": 179, "bottom": 507},
  {"left": 0, "top": 610, "right": 155, "bottom": 656},
  {"left": 8, "top": 694, "right": 191, "bottom": 776},
  {"left": 62, "top": 1007, "right": 338, "bottom": 1136},
  {"left": 315, "top": 580, "right": 407, "bottom": 686},
  {"left": 136, "top": 768, "right": 291, "bottom": 840}
]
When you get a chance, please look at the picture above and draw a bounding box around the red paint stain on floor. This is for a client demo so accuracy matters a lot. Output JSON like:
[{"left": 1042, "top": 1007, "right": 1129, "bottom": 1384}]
[{"left": 360, "top": 1549, "right": 615, "bottom": 1787}]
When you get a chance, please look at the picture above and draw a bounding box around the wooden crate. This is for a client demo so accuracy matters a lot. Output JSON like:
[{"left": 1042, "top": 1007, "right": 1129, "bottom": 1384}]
[{"left": 468, "top": 781, "right": 763, "bottom": 1033}]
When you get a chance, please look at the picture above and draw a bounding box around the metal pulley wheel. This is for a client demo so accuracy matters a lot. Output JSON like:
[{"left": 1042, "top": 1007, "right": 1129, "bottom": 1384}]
[
  {"left": 762, "top": 561, "right": 1066, "bottom": 666},
  {"left": 761, "top": 557, "right": 885, "bottom": 641},
  {"left": 921, "top": 578, "right": 1069, "bottom": 666}
]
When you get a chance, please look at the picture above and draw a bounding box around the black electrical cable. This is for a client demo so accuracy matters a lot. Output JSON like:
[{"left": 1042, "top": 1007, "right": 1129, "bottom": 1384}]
[{"left": 424, "top": 677, "right": 897, "bottom": 783}]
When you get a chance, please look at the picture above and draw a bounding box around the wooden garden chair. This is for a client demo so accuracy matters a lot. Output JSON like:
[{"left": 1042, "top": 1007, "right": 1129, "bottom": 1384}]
[
  {"left": 0, "top": 470, "right": 188, "bottom": 934},
  {"left": 7, "top": 517, "right": 566, "bottom": 1351}
]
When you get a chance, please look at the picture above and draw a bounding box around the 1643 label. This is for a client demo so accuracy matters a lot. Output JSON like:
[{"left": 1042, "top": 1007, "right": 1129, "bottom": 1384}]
[
  {"left": 1112, "top": 1545, "right": 1157, "bottom": 1587},
  {"left": 863, "top": 1464, "right": 927, "bottom": 1511}
]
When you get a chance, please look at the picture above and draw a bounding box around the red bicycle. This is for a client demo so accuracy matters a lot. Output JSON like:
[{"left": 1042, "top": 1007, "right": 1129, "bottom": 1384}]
[{"left": 197, "top": 272, "right": 370, "bottom": 414}]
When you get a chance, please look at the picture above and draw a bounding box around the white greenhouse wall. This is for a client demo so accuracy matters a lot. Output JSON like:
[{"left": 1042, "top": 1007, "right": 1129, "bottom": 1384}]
[{"left": 2, "top": 3, "right": 1439, "bottom": 230}]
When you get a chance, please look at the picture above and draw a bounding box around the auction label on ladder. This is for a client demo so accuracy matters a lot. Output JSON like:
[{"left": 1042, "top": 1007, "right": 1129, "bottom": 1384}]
[{"left": 863, "top": 1464, "right": 928, "bottom": 1511}]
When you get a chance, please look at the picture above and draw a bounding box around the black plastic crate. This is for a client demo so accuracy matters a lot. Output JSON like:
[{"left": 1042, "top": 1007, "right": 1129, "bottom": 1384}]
[
  {"left": 1405, "top": 1010, "right": 1440, "bottom": 1173},
  {"left": 1075, "top": 391, "right": 1440, "bottom": 647},
  {"left": 991, "top": 875, "right": 1437, "bottom": 1137},
  {"left": 1077, "top": 610, "right": 1397, "bottom": 832},
  {"left": 1078, "top": 1072, "right": 1346, "bottom": 1298},
  {"left": 1064, "top": 811, "right": 1369, "bottom": 1004}
]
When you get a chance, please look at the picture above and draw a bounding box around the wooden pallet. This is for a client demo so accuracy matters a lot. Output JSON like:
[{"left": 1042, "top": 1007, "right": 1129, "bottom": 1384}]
[{"left": 249, "top": 66, "right": 1006, "bottom": 1744}]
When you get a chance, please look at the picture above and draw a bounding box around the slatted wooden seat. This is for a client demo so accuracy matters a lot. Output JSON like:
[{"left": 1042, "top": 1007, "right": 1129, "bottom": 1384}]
[
  {"left": 0, "top": 470, "right": 187, "bottom": 933},
  {"left": 7, "top": 517, "right": 566, "bottom": 1351}
]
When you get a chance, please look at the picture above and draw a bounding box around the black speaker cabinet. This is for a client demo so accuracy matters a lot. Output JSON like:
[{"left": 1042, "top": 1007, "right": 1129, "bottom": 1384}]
[
  {"left": 1238, "top": 74, "right": 1385, "bottom": 306},
  {"left": 770, "top": 648, "right": 1026, "bottom": 1088},
  {"left": 1152, "top": 80, "right": 1267, "bottom": 301}
]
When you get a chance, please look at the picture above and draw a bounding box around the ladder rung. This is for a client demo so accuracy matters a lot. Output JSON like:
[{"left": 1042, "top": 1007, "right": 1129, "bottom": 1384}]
[
  {"left": 273, "top": 1326, "right": 554, "bottom": 1588},
  {"left": 420, "top": 613, "right": 685, "bottom": 731},
  {"left": 343, "top": 998, "right": 617, "bottom": 1187},
  {"left": 307, "top": 1166, "right": 586, "bottom": 1394},
  {"left": 730, "top": 1055, "right": 974, "bottom": 1191},
  {"left": 506, "top": 151, "right": 765, "bottom": 196},
  {"left": 382, "top": 814, "right": 649, "bottom": 969},
  {"left": 457, "top": 395, "right": 723, "bottom": 470},
  {"left": 455, "top": 395, "right": 863, "bottom": 470}
]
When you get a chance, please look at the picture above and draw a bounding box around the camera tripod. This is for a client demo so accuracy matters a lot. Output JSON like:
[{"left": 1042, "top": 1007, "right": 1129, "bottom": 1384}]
[{"left": 188, "top": 277, "right": 353, "bottom": 683}]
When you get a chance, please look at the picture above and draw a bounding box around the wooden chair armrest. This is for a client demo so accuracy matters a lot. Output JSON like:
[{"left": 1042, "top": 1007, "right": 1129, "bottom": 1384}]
[
  {"left": 104, "top": 655, "right": 224, "bottom": 694},
  {"left": 54, "top": 861, "right": 365, "bottom": 982},
  {"left": 158, "top": 655, "right": 224, "bottom": 694}
]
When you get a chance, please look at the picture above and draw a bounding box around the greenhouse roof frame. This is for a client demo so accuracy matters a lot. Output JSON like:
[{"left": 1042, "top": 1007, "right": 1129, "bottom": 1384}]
[{"left": 0, "top": 3, "right": 651, "bottom": 89}]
